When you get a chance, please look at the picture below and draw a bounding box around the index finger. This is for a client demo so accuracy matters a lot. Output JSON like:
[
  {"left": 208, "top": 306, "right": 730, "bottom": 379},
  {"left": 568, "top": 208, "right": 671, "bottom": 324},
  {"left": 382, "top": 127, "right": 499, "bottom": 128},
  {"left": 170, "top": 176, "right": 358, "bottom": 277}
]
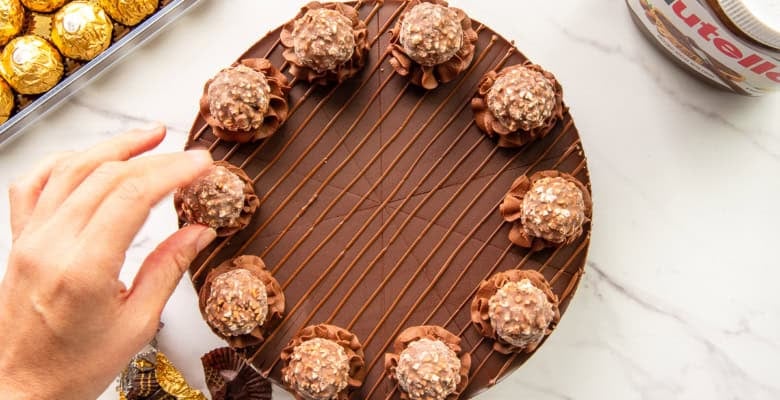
[{"left": 64, "top": 150, "right": 213, "bottom": 259}]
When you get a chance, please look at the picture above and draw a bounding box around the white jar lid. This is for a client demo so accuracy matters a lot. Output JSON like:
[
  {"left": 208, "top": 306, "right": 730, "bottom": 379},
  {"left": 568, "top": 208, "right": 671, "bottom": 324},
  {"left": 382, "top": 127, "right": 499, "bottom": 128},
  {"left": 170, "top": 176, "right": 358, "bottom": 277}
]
[{"left": 716, "top": 0, "right": 780, "bottom": 49}]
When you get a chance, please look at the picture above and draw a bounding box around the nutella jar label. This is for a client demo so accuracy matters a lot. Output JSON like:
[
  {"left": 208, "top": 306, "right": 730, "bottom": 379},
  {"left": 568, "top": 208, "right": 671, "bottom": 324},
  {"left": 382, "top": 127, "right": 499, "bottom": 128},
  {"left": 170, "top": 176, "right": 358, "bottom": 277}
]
[{"left": 628, "top": 0, "right": 780, "bottom": 95}]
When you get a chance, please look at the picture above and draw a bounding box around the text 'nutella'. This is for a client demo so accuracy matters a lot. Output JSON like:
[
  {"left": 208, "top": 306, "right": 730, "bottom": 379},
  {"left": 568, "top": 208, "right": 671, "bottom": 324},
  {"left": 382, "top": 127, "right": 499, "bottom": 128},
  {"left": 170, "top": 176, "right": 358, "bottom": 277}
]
[{"left": 628, "top": 0, "right": 780, "bottom": 95}]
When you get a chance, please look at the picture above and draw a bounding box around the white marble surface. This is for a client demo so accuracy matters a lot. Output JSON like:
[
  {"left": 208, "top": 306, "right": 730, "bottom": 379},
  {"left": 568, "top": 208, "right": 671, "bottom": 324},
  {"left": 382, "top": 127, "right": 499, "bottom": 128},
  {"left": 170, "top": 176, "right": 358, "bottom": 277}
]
[{"left": 0, "top": 0, "right": 778, "bottom": 399}]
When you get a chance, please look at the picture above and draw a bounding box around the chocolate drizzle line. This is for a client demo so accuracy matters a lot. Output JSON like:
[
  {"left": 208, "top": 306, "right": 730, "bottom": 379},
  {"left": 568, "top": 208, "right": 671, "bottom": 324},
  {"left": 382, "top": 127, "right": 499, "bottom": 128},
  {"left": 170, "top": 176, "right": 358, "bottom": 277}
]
[
  {"left": 191, "top": 1, "right": 405, "bottom": 282},
  {"left": 250, "top": 31, "right": 498, "bottom": 373},
  {"left": 362, "top": 124, "right": 577, "bottom": 399},
  {"left": 185, "top": 1, "right": 591, "bottom": 398},
  {"left": 376, "top": 143, "right": 587, "bottom": 400}
]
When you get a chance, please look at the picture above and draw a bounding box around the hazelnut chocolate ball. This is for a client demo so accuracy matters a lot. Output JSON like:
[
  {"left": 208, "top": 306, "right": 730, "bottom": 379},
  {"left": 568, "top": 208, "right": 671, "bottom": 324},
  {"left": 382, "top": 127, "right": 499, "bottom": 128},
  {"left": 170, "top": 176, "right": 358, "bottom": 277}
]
[
  {"left": 395, "top": 338, "right": 461, "bottom": 400},
  {"left": 207, "top": 64, "right": 271, "bottom": 132},
  {"left": 178, "top": 165, "right": 246, "bottom": 231},
  {"left": 399, "top": 2, "right": 463, "bottom": 67},
  {"left": 204, "top": 269, "right": 268, "bottom": 337},
  {"left": 283, "top": 338, "right": 350, "bottom": 400},
  {"left": 487, "top": 279, "right": 555, "bottom": 350},
  {"left": 487, "top": 66, "right": 556, "bottom": 132},
  {"left": 521, "top": 176, "right": 586, "bottom": 244},
  {"left": 292, "top": 8, "right": 356, "bottom": 73}
]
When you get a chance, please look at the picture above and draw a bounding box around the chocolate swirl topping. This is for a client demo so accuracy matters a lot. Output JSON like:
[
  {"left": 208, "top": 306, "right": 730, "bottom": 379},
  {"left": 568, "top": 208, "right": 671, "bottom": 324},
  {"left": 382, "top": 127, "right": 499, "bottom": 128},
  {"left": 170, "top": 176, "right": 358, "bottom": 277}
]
[
  {"left": 198, "top": 255, "right": 285, "bottom": 348},
  {"left": 384, "top": 325, "right": 471, "bottom": 400},
  {"left": 199, "top": 58, "right": 290, "bottom": 143},
  {"left": 470, "top": 269, "right": 560, "bottom": 354},
  {"left": 472, "top": 62, "right": 565, "bottom": 148},
  {"left": 499, "top": 170, "right": 592, "bottom": 251},
  {"left": 280, "top": 1, "right": 370, "bottom": 85},
  {"left": 387, "top": 0, "right": 478, "bottom": 90},
  {"left": 280, "top": 324, "right": 366, "bottom": 400}
]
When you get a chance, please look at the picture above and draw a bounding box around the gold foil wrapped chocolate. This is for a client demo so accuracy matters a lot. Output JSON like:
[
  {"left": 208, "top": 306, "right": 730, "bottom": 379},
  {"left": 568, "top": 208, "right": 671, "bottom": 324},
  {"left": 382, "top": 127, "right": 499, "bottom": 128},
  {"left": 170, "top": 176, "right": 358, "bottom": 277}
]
[
  {"left": 0, "top": 0, "right": 24, "bottom": 46},
  {"left": 119, "top": 344, "right": 207, "bottom": 400},
  {"left": 51, "top": 1, "right": 113, "bottom": 61},
  {"left": 0, "top": 78, "right": 14, "bottom": 123},
  {"left": 99, "top": 0, "right": 158, "bottom": 26},
  {"left": 0, "top": 35, "right": 63, "bottom": 94},
  {"left": 20, "top": 0, "right": 65, "bottom": 13}
]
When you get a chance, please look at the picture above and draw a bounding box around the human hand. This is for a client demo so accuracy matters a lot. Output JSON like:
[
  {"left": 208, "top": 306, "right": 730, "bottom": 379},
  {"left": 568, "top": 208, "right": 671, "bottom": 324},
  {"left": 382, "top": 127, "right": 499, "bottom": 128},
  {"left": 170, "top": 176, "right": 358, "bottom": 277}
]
[{"left": 0, "top": 126, "right": 216, "bottom": 400}]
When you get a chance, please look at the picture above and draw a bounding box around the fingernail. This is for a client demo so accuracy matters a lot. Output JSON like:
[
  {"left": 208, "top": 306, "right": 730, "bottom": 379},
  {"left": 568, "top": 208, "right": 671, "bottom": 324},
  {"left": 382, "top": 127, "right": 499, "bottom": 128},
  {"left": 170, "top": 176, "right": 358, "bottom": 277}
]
[
  {"left": 186, "top": 149, "right": 213, "bottom": 165},
  {"left": 196, "top": 227, "right": 217, "bottom": 252}
]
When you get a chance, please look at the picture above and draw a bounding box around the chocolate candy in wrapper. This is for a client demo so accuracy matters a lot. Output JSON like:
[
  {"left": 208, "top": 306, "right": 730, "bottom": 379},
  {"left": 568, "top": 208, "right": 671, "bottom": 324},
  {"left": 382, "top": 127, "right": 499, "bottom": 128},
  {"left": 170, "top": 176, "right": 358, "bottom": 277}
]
[
  {"left": 20, "top": 0, "right": 65, "bottom": 13},
  {"left": 99, "top": 0, "right": 158, "bottom": 26},
  {"left": 119, "top": 344, "right": 206, "bottom": 400},
  {"left": 51, "top": 1, "right": 113, "bottom": 61},
  {"left": 0, "top": 35, "right": 63, "bottom": 94},
  {"left": 0, "top": 78, "right": 14, "bottom": 123},
  {"left": 0, "top": 0, "right": 24, "bottom": 46}
]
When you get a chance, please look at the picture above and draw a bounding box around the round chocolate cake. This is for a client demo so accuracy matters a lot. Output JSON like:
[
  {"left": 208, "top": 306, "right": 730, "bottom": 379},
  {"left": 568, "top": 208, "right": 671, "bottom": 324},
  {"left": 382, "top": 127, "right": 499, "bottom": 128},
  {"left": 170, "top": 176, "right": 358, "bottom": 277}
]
[{"left": 184, "top": 1, "right": 591, "bottom": 398}]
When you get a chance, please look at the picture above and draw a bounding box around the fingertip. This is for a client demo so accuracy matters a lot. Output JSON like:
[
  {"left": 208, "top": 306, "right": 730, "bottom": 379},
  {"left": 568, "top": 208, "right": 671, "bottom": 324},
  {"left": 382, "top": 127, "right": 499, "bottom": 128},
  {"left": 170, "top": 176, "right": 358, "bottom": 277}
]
[{"left": 186, "top": 149, "right": 214, "bottom": 170}]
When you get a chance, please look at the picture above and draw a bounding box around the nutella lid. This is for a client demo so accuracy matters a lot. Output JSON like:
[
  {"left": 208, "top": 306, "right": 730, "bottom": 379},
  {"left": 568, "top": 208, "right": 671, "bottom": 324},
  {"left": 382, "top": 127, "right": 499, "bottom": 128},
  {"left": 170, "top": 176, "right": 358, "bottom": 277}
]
[{"left": 715, "top": 0, "right": 780, "bottom": 49}]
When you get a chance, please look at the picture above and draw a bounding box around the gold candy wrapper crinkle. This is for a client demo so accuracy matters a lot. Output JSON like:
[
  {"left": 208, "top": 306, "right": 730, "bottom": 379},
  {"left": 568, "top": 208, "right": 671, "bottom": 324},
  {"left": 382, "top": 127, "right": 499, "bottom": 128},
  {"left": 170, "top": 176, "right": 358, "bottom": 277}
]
[
  {"left": 0, "top": 0, "right": 24, "bottom": 46},
  {"left": 0, "top": 35, "right": 63, "bottom": 94},
  {"left": 0, "top": 79, "right": 14, "bottom": 123},
  {"left": 119, "top": 344, "right": 206, "bottom": 400},
  {"left": 51, "top": 1, "right": 113, "bottom": 61},
  {"left": 21, "top": 0, "right": 64, "bottom": 13},
  {"left": 99, "top": 0, "right": 158, "bottom": 26}
]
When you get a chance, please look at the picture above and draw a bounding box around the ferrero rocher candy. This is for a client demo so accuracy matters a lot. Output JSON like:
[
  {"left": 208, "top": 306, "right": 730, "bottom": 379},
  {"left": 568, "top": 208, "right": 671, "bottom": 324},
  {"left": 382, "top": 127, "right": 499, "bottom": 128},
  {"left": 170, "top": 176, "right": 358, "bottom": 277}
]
[
  {"left": 283, "top": 337, "right": 350, "bottom": 400},
  {"left": 0, "top": 35, "right": 64, "bottom": 95},
  {"left": 99, "top": 0, "right": 158, "bottom": 26},
  {"left": 487, "top": 65, "right": 557, "bottom": 132},
  {"left": 521, "top": 176, "right": 587, "bottom": 244},
  {"left": 488, "top": 279, "right": 556, "bottom": 350},
  {"left": 399, "top": 2, "right": 463, "bottom": 67},
  {"left": 395, "top": 338, "right": 462, "bottom": 400},
  {"left": 0, "top": 0, "right": 24, "bottom": 46},
  {"left": 51, "top": 1, "right": 113, "bottom": 61},
  {"left": 20, "top": 0, "right": 65, "bottom": 13},
  {"left": 0, "top": 78, "right": 14, "bottom": 123}
]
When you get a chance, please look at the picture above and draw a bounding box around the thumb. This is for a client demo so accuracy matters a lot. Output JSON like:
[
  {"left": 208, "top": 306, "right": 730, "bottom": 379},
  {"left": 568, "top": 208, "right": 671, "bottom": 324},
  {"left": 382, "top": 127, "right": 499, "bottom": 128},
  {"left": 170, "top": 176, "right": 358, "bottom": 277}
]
[{"left": 126, "top": 225, "right": 217, "bottom": 317}]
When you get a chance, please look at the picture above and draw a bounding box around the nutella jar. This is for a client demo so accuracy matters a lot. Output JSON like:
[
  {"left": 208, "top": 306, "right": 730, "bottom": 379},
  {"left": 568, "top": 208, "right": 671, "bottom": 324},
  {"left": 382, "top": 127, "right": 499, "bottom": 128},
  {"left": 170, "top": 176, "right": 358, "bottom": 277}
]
[{"left": 627, "top": 0, "right": 780, "bottom": 95}]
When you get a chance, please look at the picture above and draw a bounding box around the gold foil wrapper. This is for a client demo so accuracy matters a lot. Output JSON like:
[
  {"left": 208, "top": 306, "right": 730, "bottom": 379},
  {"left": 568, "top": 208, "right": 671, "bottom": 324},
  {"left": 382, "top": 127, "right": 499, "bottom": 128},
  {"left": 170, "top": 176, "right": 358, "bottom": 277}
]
[
  {"left": 155, "top": 352, "right": 207, "bottom": 400},
  {"left": 0, "top": 0, "right": 24, "bottom": 46},
  {"left": 20, "top": 0, "right": 65, "bottom": 13},
  {"left": 0, "top": 35, "right": 63, "bottom": 94},
  {"left": 119, "top": 346, "right": 206, "bottom": 400},
  {"left": 51, "top": 1, "right": 113, "bottom": 60},
  {"left": 0, "top": 78, "right": 14, "bottom": 123},
  {"left": 99, "top": 0, "right": 158, "bottom": 26}
]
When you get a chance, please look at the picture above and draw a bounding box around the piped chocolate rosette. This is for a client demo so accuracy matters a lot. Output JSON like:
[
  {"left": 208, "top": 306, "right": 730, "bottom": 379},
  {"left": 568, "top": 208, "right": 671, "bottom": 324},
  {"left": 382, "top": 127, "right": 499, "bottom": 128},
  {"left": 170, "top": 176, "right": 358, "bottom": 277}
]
[
  {"left": 499, "top": 170, "right": 592, "bottom": 251},
  {"left": 198, "top": 255, "right": 285, "bottom": 348},
  {"left": 471, "top": 269, "right": 560, "bottom": 354},
  {"left": 387, "top": 0, "right": 478, "bottom": 90},
  {"left": 199, "top": 58, "right": 290, "bottom": 143},
  {"left": 280, "top": 324, "right": 366, "bottom": 400},
  {"left": 201, "top": 347, "right": 271, "bottom": 400},
  {"left": 472, "top": 62, "right": 565, "bottom": 148},
  {"left": 280, "top": 1, "right": 369, "bottom": 85},
  {"left": 174, "top": 161, "right": 259, "bottom": 237},
  {"left": 384, "top": 326, "right": 471, "bottom": 400}
]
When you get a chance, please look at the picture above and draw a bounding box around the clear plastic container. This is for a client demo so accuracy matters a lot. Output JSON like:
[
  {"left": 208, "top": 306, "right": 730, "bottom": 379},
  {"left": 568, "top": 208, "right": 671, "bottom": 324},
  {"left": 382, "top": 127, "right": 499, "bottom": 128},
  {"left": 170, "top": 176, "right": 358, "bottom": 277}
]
[{"left": 0, "top": 0, "right": 203, "bottom": 148}]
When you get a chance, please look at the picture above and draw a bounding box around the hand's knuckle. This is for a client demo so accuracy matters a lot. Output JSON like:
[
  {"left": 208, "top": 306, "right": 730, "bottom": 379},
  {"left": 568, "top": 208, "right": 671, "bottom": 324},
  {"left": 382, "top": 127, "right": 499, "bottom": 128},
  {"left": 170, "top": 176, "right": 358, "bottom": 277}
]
[
  {"left": 117, "top": 179, "right": 144, "bottom": 203},
  {"left": 171, "top": 248, "right": 194, "bottom": 271}
]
